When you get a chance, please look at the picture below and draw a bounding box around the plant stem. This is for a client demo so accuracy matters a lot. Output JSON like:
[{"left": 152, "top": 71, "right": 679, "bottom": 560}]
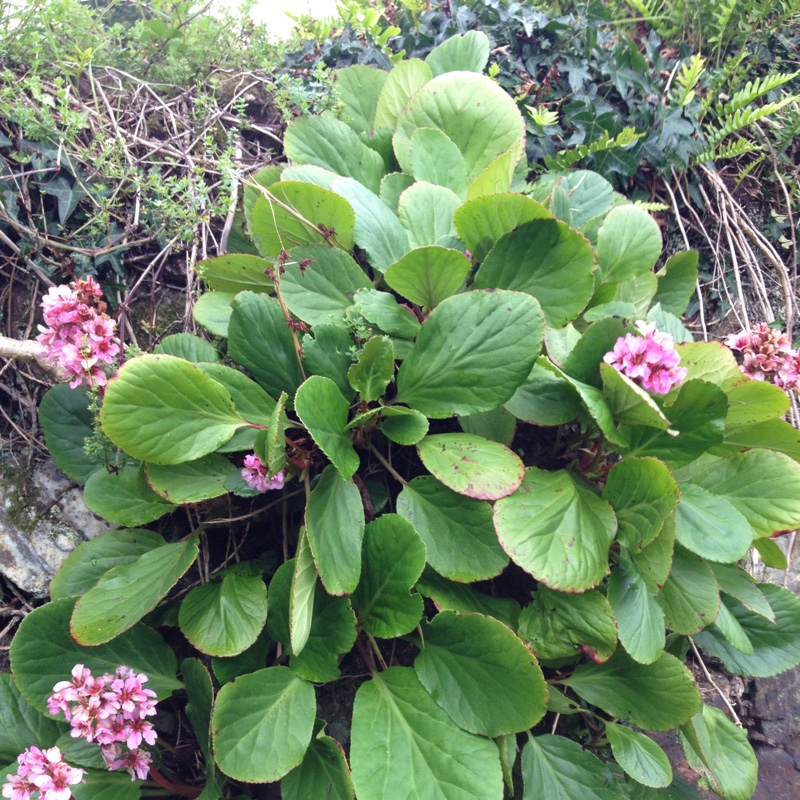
[
  {"left": 368, "top": 442, "right": 407, "bottom": 485},
  {"left": 148, "top": 767, "right": 201, "bottom": 799},
  {"left": 367, "top": 631, "right": 389, "bottom": 670}
]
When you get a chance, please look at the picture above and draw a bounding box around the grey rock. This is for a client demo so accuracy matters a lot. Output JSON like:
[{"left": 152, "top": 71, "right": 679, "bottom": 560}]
[{"left": 0, "top": 458, "right": 114, "bottom": 597}]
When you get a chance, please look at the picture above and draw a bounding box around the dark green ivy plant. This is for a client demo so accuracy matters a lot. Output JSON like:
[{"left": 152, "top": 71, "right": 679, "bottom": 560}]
[{"left": 12, "top": 31, "right": 800, "bottom": 800}]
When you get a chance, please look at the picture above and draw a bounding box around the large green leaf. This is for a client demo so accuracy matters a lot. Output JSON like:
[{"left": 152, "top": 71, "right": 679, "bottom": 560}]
[
  {"left": 521, "top": 734, "right": 621, "bottom": 800},
  {"left": 653, "top": 251, "right": 699, "bottom": 316},
  {"left": 282, "top": 726, "right": 355, "bottom": 800},
  {"left": 244, "top": 165, "right": 282, "bottom": 230},
  {"left": 70, "top": 769, "right": 142, "bottom": 800},
  {"left": 409, "top": 128, "right": 468, "bottom": 196},
  {"left": 425, "top": 30, "right": 489, "bottom": 75},
  {"left": 350, "top": 667, "right": 503, "bottom": 800},
  {"left": 562, "top": 649, "right": 701, "bottom": 731},
  {"left": 384, "top": 246, "right": 471, "bottom": 309},
  {"left": 607, "top": 555, "right": 665, "bottom": 665},
  {"left": 720, "top": 417, "right": 800, "bottom": 463},
  {"left": 394, "top": 72, "right": 524, "bottom": 185},
  {"left": 195, "top": 253, "right": 274, "bottom": 294},
  {"left": 504, "top": 360, "right": 583, "bottom": 426},
  {"left": 267, "top": 560, "right": 357, "bottom": 683},
  {"left": 657, "top": 546, "right": 719, "bottom": 635},
  {"left": 39, "top": 383, "right": 103, "bottom": 482},
  {"left": 332, "top": 177, "right": 410, "bottom": 272},
  {"left": 694, "top": 585, "right": 800, "bottom": 676},
  {"left": 519, "top": 585, "right": 617, "bottom": 663},
  {"left": 100, "top": 355, "right": 244, "bottom": 465},
  {"left": 679, "top": 705, "right": 757, "bottom": 800},
  {"left": 193, "top": 291, "right": 234, "bottom": 337},
  {"left": 724, "top": 379, "right": 790, "bottom": 430},
  {"left": 348, "top": 336, "right": 394, "bottom": 402},
  {"left": 417, "top": 433, "right": 524, "bottom": 501},
  {"left": 459, "top": 406, "right": 516, "bottom": 446},
  {"left": 305, "top": 465, "right": 365, "bottom": 595},
  {"left": 281, "top": 243, "right": 371, "bottom": 326},
  {"left": 50, "top": 529, "right": 165, "bottom": 600},
  {"left": 197, "top": 363, "right": 276, "bottom": 425},
  {"left": 182, "top": 657, "right": 214, "bottom": 766},
  {"left": 375, "top": 59, "right": 432, "bottom": 129},
  {"left": 671, "top": 341, "right": 744, "bottom": 393},
  {"left": 0, "top": 674, "right": 60, "bottom": 762},
  {"left": 466, "top": 144, "right": 522, "bottom": 199},
  {"left": 396, "top": 289, "right": 543, "bottom": 418},
  {"left": 71, "top": 536, "right": 198, "bottom": 645},
  {"left": 335, "top": 64, "right": 388, "bottom": 133},
  {"left": 475, "top": 218, "right": 596, "bottom": 328},
  {"left": 84, "top": 466, "right": 175, "bottom": 526},
  {"left": 398, "top": 476, "right": 508, "bottom": 582},
  {"left": 397, "top": 181, "right": 461, "bottom": 248},
  {"left": 178, "top": 574, "right": 267, "bottom": 657},
  {"left": 290, "top": 531, "right": 317, "bottom": 657},
  {"left": 600, "top": 364, "right": 671, "bottom": 430},
  {"left": 548, "top": 170, "right": 615, "bottom": 230},
  {"left": 146, "top": 454, "right": 234, "bottom": 504},
  {"left": 710, "top": 563, "right": 774, "bottom": 622},
  {"left": 562, "top": 317, "right": 628, "bottom": 387},
  {"left": 11, "top": 599, "right": 180, "bottom": 714},
  {"left": 354, "top": 288, "right": 420, "bottom": 340},
  {"left": 602, "top": 457, "right": 679, "bottom": 552},
  {"left": 415, "top": 612, "right": 547, "bottom": 736},
  {"left": 674, "top": 483, "right": 752, "bottom": 563},
  {"left": 211, "top": 628, "right": 270, "bottom": 685},
  {"left": 302, "top": 324, "right": 356, "bottom": 400},
  {"left": 284, "top": 116, "right": 384, "bottom": 194},
  {"left": 494, "top": 467, "right": 617, "bottom": 592},
  {"left": 295, "top": 376, "right": 360, "bottom": 480},
  {"left": 211, "top": 667, "right": 316, "bottom": 782},
  {"left": 686, "top": 449, "right": 800, "bottom": 537},
  {"left": 596, "top": 205, "right": 662, "bottom": 283},
  {"left": 228, "top": 292, "right": 305, "bottom": 402},
  {"left": 352, "top": 515, "right": 426, "bottom": 638},
  {"left": 629, "top": 512, "right": 676, "bottom": 593},
  {"left": 606, "top": 723, "right": 672, "bottom": 788}
]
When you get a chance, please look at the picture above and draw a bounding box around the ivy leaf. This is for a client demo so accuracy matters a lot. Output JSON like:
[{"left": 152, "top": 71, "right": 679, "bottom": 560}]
[
  {"left": 398, "top": 476, "right": 508, "bottom": 582},
  {"left": 657, "top": 546, "right": 719, "bottom": 635},
  {"left": 84, "top": 466, "right": 176, "bottom": 527},
  {"left": 562, "top": 649, "right": 701, "bottom": 731},
  {"left": 350, "top": 667, "right": 504, "bottom": 800},
  {"left": 282, "top": 726, "right": 354, "bottom": 800},
  {"left": 305, "top": 465, "right": 365, "bottom": 596},
  {"left": 384, "top": 246, "right": 471, "bottom": 309},
  {"left": 494, "top": 467, "right": 617, "bottom": 592},
  {"left": 71, "top": 537, "right": 199, "bottom": 645},
  {"left": 211, "top": 667, "right": 316, "bottom": 783},
  {"left": 347, "top": 336, "right": 394, "bottom": 402},
  {"left": 352, "top": 515, "right": 426, "bottom": 638},
  {"left": 417, "top": 433, "right": 524, "bottom": 501},
  {"left": 178, "top": 574, "right": 267, "bottom": 657},
  {"left": 605, "top": 723, "right": 672, "bottom": 789},
  {"left": 396, "top": 289, "right": 543, "bottom": 418}
]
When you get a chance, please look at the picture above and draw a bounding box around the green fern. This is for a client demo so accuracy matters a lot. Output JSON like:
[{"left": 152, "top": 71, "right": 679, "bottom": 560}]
[
  {"left": 671, "top": 55, "right": 706, "bottom": 107},
  {"left": 717, "top": 71, "right": 800, "bottom": 118},
  {"left": 544, "top": 127, "right": 644, "bottom": 170},
  {"left": 692, "top": 137, "right": 762, "bottom": 166},
  {"left": 634, "top": 201, "right": 670, "bottom": 212},
  {"left": 706, "top": 97, "right": 800, "bottom": 146},
  {"left": 734, "top": 154, "right": 766, "bottom": 188}
]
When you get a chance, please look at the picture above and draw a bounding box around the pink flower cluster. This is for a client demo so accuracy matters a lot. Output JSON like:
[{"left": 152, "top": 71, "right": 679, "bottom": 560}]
[
  {"left": 604, "top": 321, "right": 688, "bottom": 395},
  {"left": 241, "top": 454, "right": 285, "bottom": 493},
  {"left": 36, "top": 276, "right": 120, "bottom": 390},
  {"left": 725, "top": 323, "right": 800, "bottom": 393},
  {"left": 2, "top": 747, "right": 84, "bottom": 800},
  {"left": 47, "top": 664, "right": 156, "bottom": 781}
]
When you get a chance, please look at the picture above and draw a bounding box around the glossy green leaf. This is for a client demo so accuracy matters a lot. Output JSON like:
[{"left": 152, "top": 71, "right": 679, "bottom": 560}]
[
  {"left": 397, "top": 181, "right": 461, "bottom": 248},
  {"left": 504, "top": 360, "right": 583, "bottom": 425},
  {"left": 396, "top": 289, "right": 543, "bottom": 417},
  {"left": 211, "top": 667, "right": 315, "bottom": 782},
  {"left": 674, "top": 483, "right": 752, "bottom": 563},
  {"left": 752, "top": 536, "right": 788, "bottom": 568},
  {"left": 282, "top": 164, "right": 339, "bottom": 189},
  {"left": 351, "top": 667, "right": 503, "bottom": 800},
  {"left": 11, "top": 598, "right": 180, "bottom": 714},
  {"left": 154, "top": 333, "right": 219, "bottom": 367},
  {"left": 467, "top": 145, "right": 522, "bottom": 199},
  {"left": 211, "top": 629, "right": 269, "bottom": 684},
  {"left": 671, "top": 341, "right": 744, "bottom": 393},
  {"left": 348, "top": 336, "right": 394, "bottom": 402},
  {"left": 146, "top": 453, "right": 234, "bottom": 504},
  {"left": 384, "top": 246, "right": 471, "bottom": 308},
  {"left": 50, "top": 529, "right": 165, "bottom": 601},
  {"left": 84, "top": 466, "right": 175, "bottom": 526},
  {"left": 281, "top": 243, "right": 371, "bottom": 326},
  {"left": 193, "top": 291, "right": 234, "bottom": 337},
  {"left": 495, "top": 467, "right": 617, "bottom": 592},
  {"left": 475, "top": 219, "right": 596, "bottom": 328},
  {"left": 425, "top": 30, "right": 489, "bottom": 76},
  {"left": 645, "top": 303, "right": 693, "bottom": 344},
  {"left": 282, "top": 728, "right": 355, "bottom": 800},
  {"left": 305, "top": 465, "right": 365, "bottom": 595},
  {"left": 603, "top": 457, "right": 679, "bottom": 552},
  {"left": 409, "top": 128, "right": 467, "bottom": 196},
  {"left": 354, "top": 288, "right": 420, "bottom": 339},
  {"left": 290, "top": 531, "right": 317, "bottom": 657},
  {"left": 606, "top": 723, "right": 672, "bottom": 788},
  {"left": 459, "top": 406, "right": 516, "bottom": 446},
  {"left": 720, "top": 417, "right": 800, "bottom": 463},
  {"left": 244, "top": 165, "right": 282, "bottom": 231},
  {"left": 38, "top": 384, "right": 103, "bottom": 482},
  {"left": 415, "top": 612, "right": 547, "bottom": 736},
  {"left": 70, "top": 769, "right": 142, "bottom": 800},
  {"left": 600, "top": 364, "right": 670, "bottom": 430},
  {"left": 380, "top": 407, "right": 429, "bottom": 445},
  {"left": 0, "top": 674, "right": 60, "bottom": 762},
  {"left": 629, "top": 513, "right": 676, "bottom": 593},
  {"left": 562, "top": 649, "right": 701, "bottom": 731},
  {"left": 352, "top": 515, "right": 426, "bottom": 638},
  {"left": 228, "top": 292, "right": 305, "bottom": 402},
  {"left": 398, "top": 476, "right": 508, "bottom": 582},
  {"left": 657, "top": 546, "right": 719, "bottom": 635},
  {"left": 178, "top": 574, "right": 266, "bottom": 657},
  {"left": 596, "top": 205, "right": 662, "bottom": 283},
  {"left": 533, "top": 170, "right": 615, "bottom": 230},
  {"left": 417, "top": 433, "right": 524, "bottom": 501},
  {"left": 653, "top": 251, "right": 698, "bottom": 316},
  {"left": 332, "top": 177, "right": 410, "bottom": 272},
  {"left": 710, "top": 563, "right": 774, "bottom": 622},
  {"left": 336, "top": 64, "right": 388, "bottom": 133},
  {"left": 562, "top": 317, "right": 629, "bottom": 387},
  {"left": 302, "top": 324, "right": 356, "bottom": 400},
  {"left": 713, "top": 601, "right": 753, "bottom": 654},
  {"left": 285, "top": 116, "right": 384, "bottom": 194},
  {"left": 195, "top": 253, "right": 274, "bottom": 294},
  {"left": 71, "top": 536, "right": 198, "bottom": 645},
  {"left": 724, "top": 379, "right": 790, "bottom": 430},
  {"left": 522, "top": 734, "right": 620, "bottom": 800},
  {"left": 694, "top": 585, "right": 800, "bottom": 676},
  {"left": 295, "top": 376, "right": 359, "bottom": 480},
  {"left": 182, "top": 658, "right": 214, "bottom": 764},
  {"left": 197, "top": 363, "right": 275, "bottom": 425},
  {"left": 380, "top": 171, "right": 415, "bottom": 212},
  {"left": 100, "top": 355, "right": 244, "bottom": 464},
  {"left": 607, "top": 555, "right": 665, "bottom": 665}
]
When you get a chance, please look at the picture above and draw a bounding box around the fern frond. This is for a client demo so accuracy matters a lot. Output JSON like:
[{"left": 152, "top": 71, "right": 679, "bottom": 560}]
[
  {"left": 692, "top": 137, "right": 761, "bottom": 166},
  {"left": 705, "top": 97, "right": 799, "bottom": 146},
  {"left": 716, "top": 70, "right": 800, "bottom": 117},
  {"left": 634, "top": 201, "right": 670, "bottom": 212},
  {"left": 734, "top": 155, "right": 766, "bottom": 188},
  {"left": 707, "top": 0, "right": 740, "bottom": 53},
  {"left": 544, "top": 127, "right": 643, "bottom": 170},
  {"left": 526, "top": 106, "right": 559, "bottom": 128},
  {"left": 671, "top": 55, "right": 706, "bottom": 107},
  {"left": 773, "top": 102, "right": 800, "bottom": 149}
]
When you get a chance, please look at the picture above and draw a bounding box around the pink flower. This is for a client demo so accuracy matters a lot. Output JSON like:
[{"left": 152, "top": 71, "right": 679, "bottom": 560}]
[
  {"left": 2, "top": 747, "right": 85, "bottom": 800},
  {"left": 101, "top": 746, "right": 152, "bottom": 781},
  {"left": 725, "top": 323, "right": 800, "bottom": 393},
  {"left": 241, "top": 454, "right": 284, "bottom": 493},
  {"left": 604, "top": 321, "right": 688, "bottom": 394}
]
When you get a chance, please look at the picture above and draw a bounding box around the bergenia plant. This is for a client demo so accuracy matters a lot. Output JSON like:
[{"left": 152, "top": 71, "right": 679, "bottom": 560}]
[{"left": 11, "top": 31, "right": 800, "bottom": 800}]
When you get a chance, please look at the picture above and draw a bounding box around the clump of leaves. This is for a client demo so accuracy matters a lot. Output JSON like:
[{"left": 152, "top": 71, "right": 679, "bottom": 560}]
[{"left": 16, "top": 38, "right": 800, "bottom": 800}]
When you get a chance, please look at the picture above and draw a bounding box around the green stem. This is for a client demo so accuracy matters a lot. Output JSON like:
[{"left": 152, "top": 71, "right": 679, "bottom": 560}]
[{"left": 368, "top": 442, "right": 407, "bottom": 485}]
